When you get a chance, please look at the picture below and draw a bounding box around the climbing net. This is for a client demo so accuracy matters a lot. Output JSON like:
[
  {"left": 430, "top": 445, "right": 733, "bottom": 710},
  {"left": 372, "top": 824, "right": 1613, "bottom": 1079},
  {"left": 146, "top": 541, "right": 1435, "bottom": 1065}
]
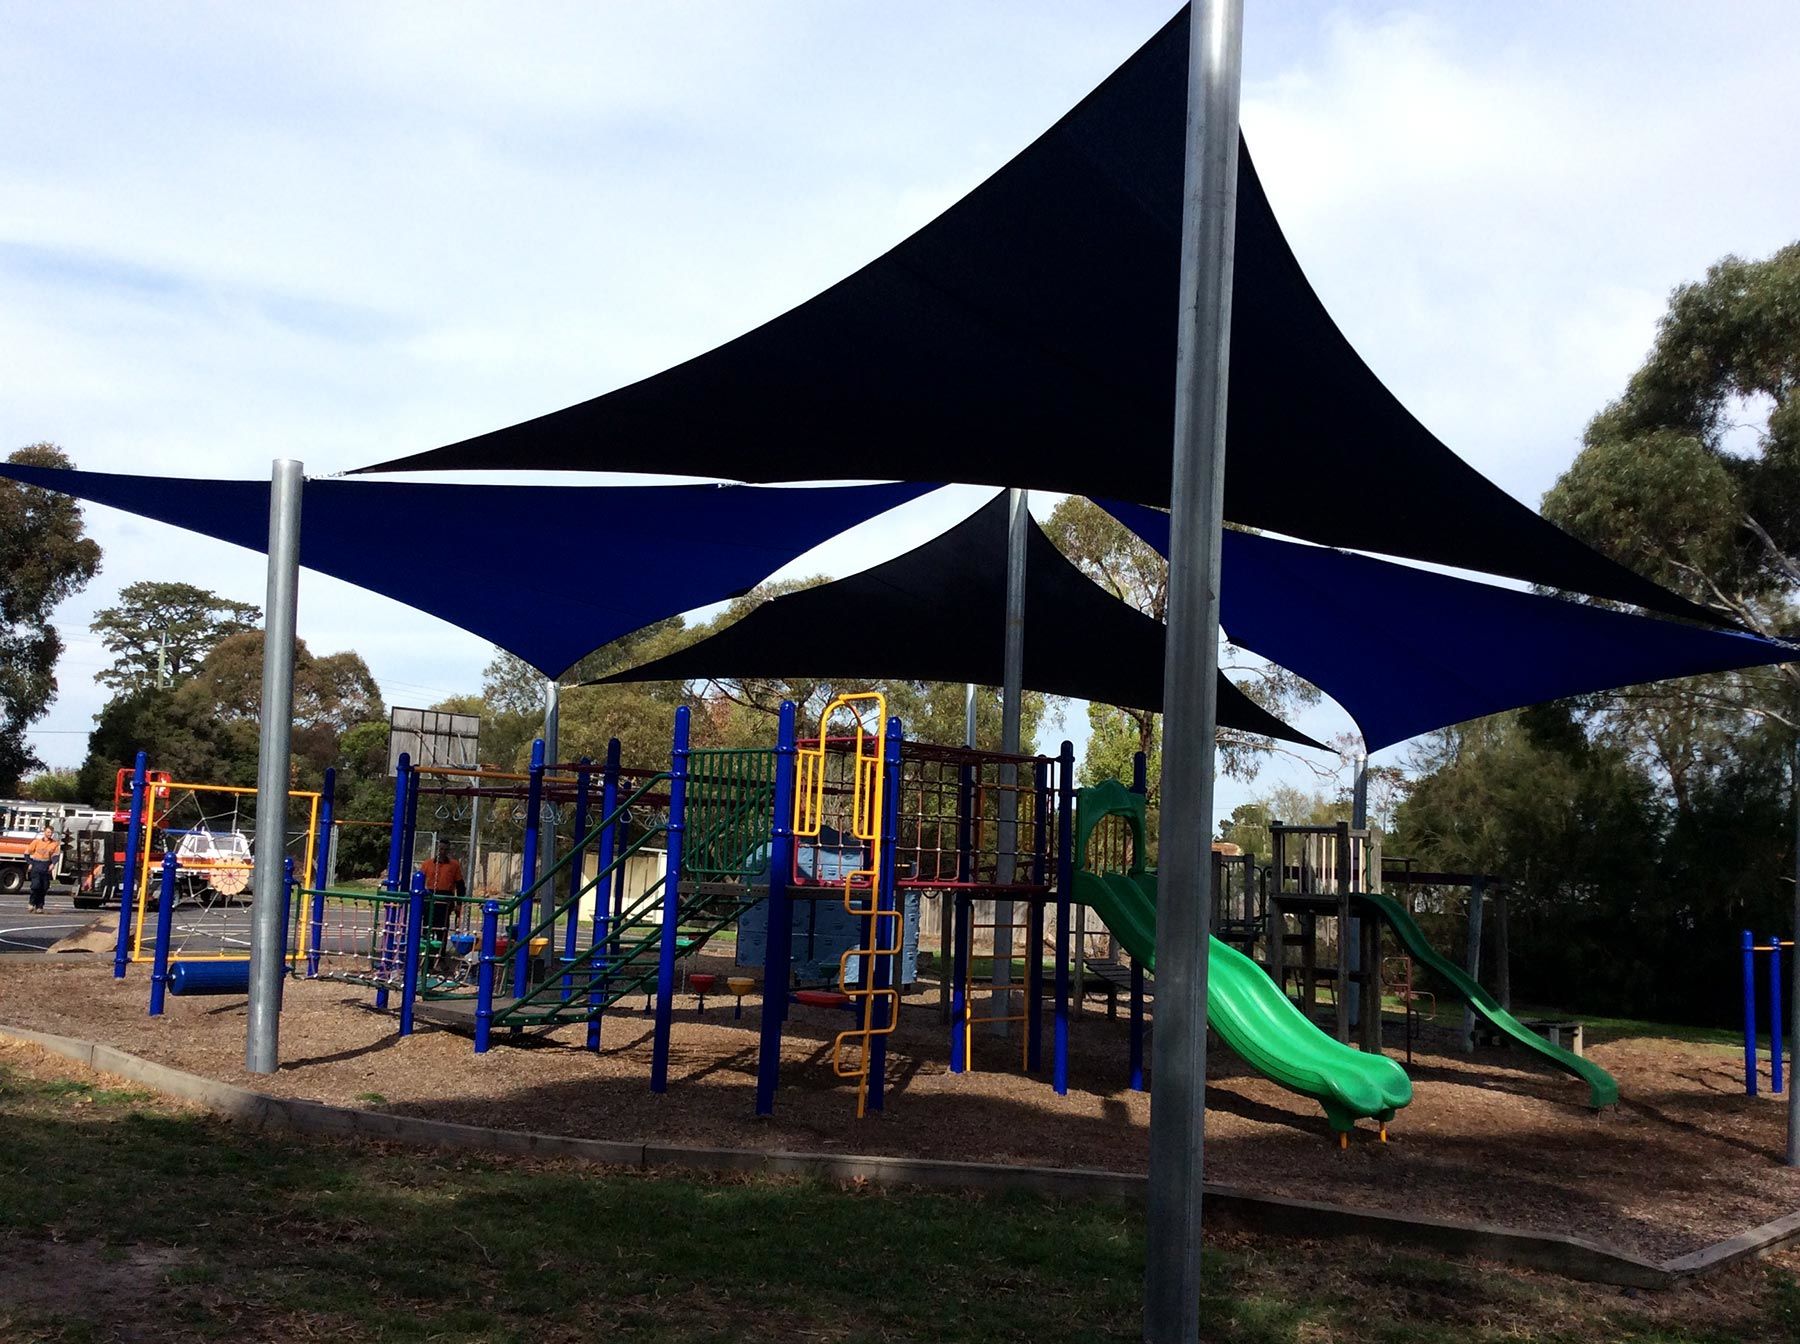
[{"left": 128, "top": 783, "right": 320, "bottom": 965}]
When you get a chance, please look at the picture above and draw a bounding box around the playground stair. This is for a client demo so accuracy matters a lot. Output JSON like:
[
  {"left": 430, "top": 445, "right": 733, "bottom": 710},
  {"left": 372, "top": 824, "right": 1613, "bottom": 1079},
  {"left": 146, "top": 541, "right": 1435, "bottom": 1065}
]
[
  {"left": 415, "top": 881, "right": 764, "bottom": 1032},
  {"left": 417, "top": 760, "right": 778, "bottom": 1037}
]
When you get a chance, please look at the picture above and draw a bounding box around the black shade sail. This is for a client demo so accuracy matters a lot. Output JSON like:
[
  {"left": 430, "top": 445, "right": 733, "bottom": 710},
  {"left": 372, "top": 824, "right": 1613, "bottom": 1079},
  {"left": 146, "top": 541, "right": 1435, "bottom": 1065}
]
[
  {"left": 359, "top": 6, "right": 1710, "bottom": 625},
  {"left": 596, "top": 494, "right": 1323, "bottom": 749}
]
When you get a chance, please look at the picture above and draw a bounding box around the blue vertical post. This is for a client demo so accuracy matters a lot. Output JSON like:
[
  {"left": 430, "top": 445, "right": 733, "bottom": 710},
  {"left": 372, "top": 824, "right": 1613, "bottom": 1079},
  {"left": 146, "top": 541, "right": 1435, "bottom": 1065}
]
[
  {"left": 384, "top": 753, "right": 410, "bottom": 893},
  {"left": 512, "top": 739, "right": 547, "bottom": 992},
  {"left": 757, "top": 704, "right": 799, "bottom": 1114},
  {"left": 1745, "top": 929, "right": 1759, "bottom": 1096},
  {"left": 1128, "top": 751, "right": 1148, "bottom": 1091},
  {"left": 307, "top": 768, "right": 335, "bottom": 977},
  {"left": 868, "top": 719, "right": 903, "bottom": 1112},
  {"left": 147, "top": 853, "right": 177, "bottom": 1016},
  {"left": 651, "top": 708, "right": 691, "bottom": 1093},
  {"left": 475, "top": 899, "right": 500, "bottom": 1054},
  {"left": 1054, "top": 739, "right": 1075, "bottom": 1096},
  {"left": 560, "top": 758, "right": 593, "bottom": 1001},
  {"left": 401, "top": 764, "right": 422, "bottom": 877},
  {"left": 113, "top": 751, "right": 150, "bottom": 979},
  {"left": 277, "top": 856, "right": 296, "bottom": 1007},
  {"left": 1130, "top": 961, "right": 1147, "bottom": 1091},
  {"left": 1772, "top": 935, "right": 1786, "bottom": 1096},
  {"left": 587, "top": 741, "right": 622, "bottom": 1051},
  {"left": 1026, "top": 758, "right": 1048, "bottom": 1072},
  {"left": 398, "top": 871, "right": 425, "bottom": 1037}
]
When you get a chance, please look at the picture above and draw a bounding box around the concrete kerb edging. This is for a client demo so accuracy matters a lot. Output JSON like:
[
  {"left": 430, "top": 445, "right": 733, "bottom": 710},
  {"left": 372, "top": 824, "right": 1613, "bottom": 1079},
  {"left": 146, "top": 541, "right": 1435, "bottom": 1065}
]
[{"left": 5, "top": 1024, "right": 1796, "bottom": 1289}]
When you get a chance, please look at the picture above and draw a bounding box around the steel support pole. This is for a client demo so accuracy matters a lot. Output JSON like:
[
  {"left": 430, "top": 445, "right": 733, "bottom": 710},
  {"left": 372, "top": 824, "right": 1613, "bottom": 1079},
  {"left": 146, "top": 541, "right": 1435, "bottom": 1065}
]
[
  {"left": 1789, "top": 740, "right": 1800, "bottom": 1164},
  {"left": 246, "top": 458, "right": 303, "bottom": 1075},
  {"left": 541, "top": 678, "right": 560, "bottom": 916},
  {"left": 1349, "top": 752, "right": 1368, "bottom": 1030},
  {"left": 1144, "top": 5, "right": 1242, "bottom": 1339},
  {"left": 992, "top": 488, "right": 1028, "bottom": 1035}
]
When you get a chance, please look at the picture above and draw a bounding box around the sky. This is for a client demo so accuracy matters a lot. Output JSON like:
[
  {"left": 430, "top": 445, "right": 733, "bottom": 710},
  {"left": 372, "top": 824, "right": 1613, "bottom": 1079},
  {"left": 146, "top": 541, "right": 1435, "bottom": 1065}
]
[{"left": 4, "top": 2, "right": 1799, "bottom": 822}]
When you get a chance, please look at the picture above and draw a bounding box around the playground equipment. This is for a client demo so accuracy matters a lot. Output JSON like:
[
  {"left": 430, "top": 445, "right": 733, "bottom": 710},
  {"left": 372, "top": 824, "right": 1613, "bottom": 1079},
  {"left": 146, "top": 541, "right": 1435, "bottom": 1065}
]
[
  {"left": 1072, "top": 780, "right": 1411, "bottom": 1139},
  {"left": 105, "top": 754, "right": 321, "bottom": 981},
  {"left": 1742, "top": 931, "right": 1794, "bottom": 1097}
]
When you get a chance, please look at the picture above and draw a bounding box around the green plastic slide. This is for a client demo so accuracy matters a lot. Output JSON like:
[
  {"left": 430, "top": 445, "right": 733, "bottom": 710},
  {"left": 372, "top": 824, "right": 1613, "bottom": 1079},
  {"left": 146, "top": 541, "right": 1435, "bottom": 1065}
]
[
  {"left": 1073, "top": 867, "right": 1412, "bottom": 1134},
  {"left": 1352, "top": 891, "right": 1617, "bottom": 1108}
]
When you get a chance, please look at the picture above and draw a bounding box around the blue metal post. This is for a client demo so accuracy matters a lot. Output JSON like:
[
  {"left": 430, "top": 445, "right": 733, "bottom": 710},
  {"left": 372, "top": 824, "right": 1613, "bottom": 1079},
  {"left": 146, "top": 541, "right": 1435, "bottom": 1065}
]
[
  {"left": 512, "top": 739, "right": 546, "bottom": 993},
  {"left": 384, "top": 753, "right": 410, "bottom": 893},
  {"left": 147, "top": 853, "right": 177, "bottom": 1016},
  {"left": 1054, "top": 739, "right": 1075, "bottom": 1096},
  {"left": 587, "top": 741, "right": 621, "bottom": 1052},
  {"left": 1772, "top": 935, "right": 1786, "bottom": 1095},
  {"left": 113, "top": 750, "right": 150, "bottom": 979},
  {"left": 868, "top": 718, "right": 903, "bottom": 1112},
  {"left": 400, "top": 762, "right": 422, "bottom": 888},
  {"left": 1026, "top": 758, "right": 1048, "bottom": 1072},
  {"left": 651, "top": 708, "right": 691, "bottom": 1093},
  {"left": 561, "top": 758, "right": 592, "bottom": 1002},
  {"left": 399, "top": 871, "right": 425, "bottom": 1037},
  {"left": 1745, "top": 929, "right": 1759, "bottom": 1096},
  {"left": 1129, "top": 752, "right": 1147, "bottom": 1091},
  {"left": 277, "top": 856, "right": 295, "bottom": 1008},
  {"left": 756, "top": 704, "right": 799, "bottom": 1114},
  {"left": 475, "top": 899, "right": 499, "bottom": 1054},
  {"left": 307, "top": 768, "right": 334, "bottom": 977}
]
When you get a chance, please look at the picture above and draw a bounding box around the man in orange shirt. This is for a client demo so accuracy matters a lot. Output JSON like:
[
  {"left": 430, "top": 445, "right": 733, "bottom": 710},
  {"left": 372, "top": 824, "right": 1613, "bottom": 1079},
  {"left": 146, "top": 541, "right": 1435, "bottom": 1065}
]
[
  {"left": 25, "top": 826, "right": 61, "bottom": 912},
  {"left": 419, "top": 842, "right": 465, "bottom": 950}
]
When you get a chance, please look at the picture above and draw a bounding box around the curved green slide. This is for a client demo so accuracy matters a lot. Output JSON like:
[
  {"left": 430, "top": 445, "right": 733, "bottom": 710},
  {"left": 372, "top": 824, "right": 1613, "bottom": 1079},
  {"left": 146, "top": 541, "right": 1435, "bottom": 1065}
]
[
  {"left": 1353, "top": 892, "right": 1617, "bottom": 1108},
  {"left": 1073, "top": 866, "right": 1412, "bottom": 1134}
]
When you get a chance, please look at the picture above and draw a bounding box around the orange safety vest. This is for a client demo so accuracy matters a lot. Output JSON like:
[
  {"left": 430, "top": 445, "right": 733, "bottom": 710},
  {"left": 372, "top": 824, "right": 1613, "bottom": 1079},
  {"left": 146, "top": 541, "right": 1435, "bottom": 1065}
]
[{"left": 26, "top": 836, "right": 60, "bottom": 863}]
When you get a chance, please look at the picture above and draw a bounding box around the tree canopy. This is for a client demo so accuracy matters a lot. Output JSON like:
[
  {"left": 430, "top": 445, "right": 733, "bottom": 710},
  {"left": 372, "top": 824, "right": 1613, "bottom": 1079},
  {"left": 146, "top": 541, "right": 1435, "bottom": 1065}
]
[
  {"left": 1043, "top": 495, "right": 1321, "bottom": 797},
  {"left": 0, "top": 444, "right": 101, "bottom": 792},
  {"left": 91, "top": 580, "right": 260, "bottom": 693}
]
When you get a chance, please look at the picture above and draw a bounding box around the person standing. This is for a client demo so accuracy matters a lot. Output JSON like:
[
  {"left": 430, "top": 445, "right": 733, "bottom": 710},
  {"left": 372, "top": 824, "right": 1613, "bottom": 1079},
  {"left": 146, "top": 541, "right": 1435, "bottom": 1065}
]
[
  {"left": 25, "top": 826, "right": 61, "bottom": 913},
  {"left": 419, "top": 841, "right": 466, "bottom": 949}
]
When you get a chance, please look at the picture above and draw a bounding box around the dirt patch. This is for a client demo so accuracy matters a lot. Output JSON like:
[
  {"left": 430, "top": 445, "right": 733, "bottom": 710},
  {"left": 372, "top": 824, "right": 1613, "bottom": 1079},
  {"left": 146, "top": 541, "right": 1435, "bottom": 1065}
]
[
  {"left": 0, "top": 1238, "right": 191, "bottom": 1342},
  {"left": 3, "top": 955, "right": 1797, "bottom": 1263}
]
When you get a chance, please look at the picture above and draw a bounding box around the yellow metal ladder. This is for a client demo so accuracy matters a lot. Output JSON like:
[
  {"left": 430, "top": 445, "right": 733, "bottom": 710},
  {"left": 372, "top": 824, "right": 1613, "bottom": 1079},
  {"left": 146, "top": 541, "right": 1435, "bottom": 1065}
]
[{"left": 794, "top": 693, "right": 895, "bottom": 1117}]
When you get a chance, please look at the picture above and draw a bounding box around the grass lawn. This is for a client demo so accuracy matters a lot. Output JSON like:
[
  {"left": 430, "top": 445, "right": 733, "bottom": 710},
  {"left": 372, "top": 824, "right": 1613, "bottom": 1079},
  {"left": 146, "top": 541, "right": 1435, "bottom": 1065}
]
[{"left": 1, "top": 1047, "right": 1796, "bottom": 1343}]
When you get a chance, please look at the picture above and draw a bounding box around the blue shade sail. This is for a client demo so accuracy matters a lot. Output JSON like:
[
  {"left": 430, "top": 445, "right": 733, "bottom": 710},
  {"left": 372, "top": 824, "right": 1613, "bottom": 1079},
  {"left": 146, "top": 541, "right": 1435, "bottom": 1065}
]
[
  {"left": 1099, "top": 499, "right": 1795, "bottom": 751},
  {"left": 0, "top": 465, "right": 931, "bottom": 677}
]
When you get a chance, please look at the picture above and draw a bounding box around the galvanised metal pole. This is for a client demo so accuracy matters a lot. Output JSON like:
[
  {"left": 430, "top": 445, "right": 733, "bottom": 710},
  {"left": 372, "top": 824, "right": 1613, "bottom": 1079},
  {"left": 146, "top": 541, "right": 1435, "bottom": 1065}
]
[
  {"left": 541, "top": 678, "right": 560, "bottom": 925},
  {"left": 246, "top": 458, "right": 303, "bottom": 1075},
  {"left": 513, "top": 739, "right": 546, "bottom": 991},
  {"left": 1349, "top": 750, "right": 1368, "bottom": 1032},
  {"left": 1789, "top": 739, "right": 1799, "bottom": 1164},
  {"left": 1146, "top": 4, "right": 1242, "bottom": 1339},
  {"left": 993, "top": 488, "right": 1028, "bottom": 1035},
  {"left": 112, "top": 749, "right": 149, "bottom": 979}
]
